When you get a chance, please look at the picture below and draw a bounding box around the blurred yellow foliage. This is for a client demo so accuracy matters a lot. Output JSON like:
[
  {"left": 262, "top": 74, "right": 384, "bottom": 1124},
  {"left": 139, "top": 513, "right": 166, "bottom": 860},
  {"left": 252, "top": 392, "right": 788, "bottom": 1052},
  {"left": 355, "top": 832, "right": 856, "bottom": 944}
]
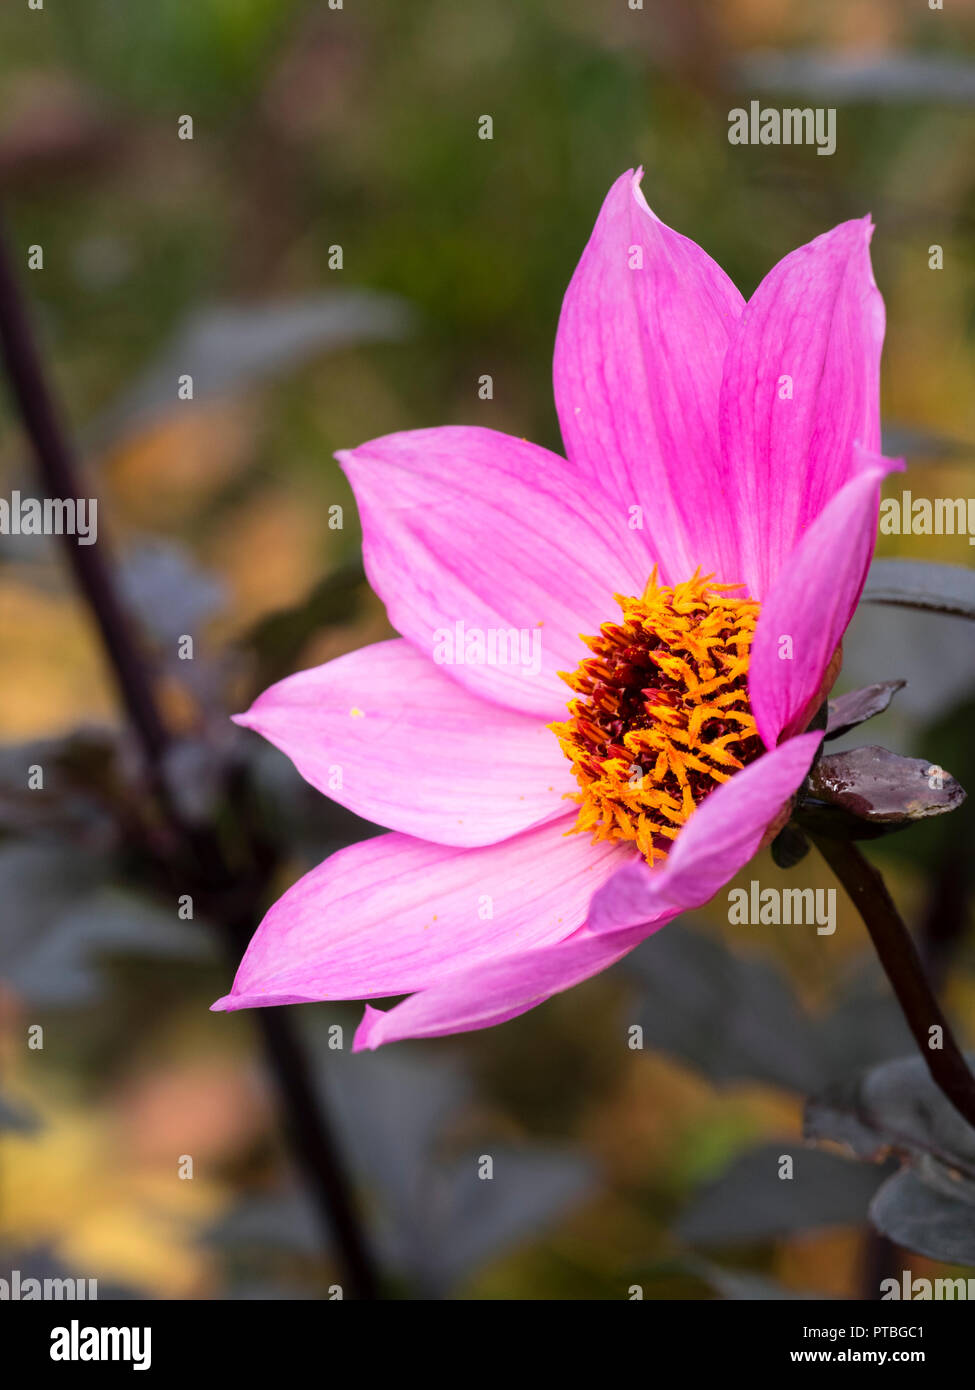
[
  {"left": 0, "top": 581, "right": 116, "bottom": 738},
  {"left": 1, "top": 1075, "right": 220, "bottom": 1297}
]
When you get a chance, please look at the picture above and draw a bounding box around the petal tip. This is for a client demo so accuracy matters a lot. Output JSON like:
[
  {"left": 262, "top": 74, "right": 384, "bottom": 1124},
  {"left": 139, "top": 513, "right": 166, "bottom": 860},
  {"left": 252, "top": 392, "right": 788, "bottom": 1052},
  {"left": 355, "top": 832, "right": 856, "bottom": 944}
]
[
  {"left": 353, "top": 1003, "right": 387, "bottom": 1052},
  {"left": 630, "top": 167, "right": 660, "bottom": 223},
  {"left": 854, "top": 444, "right": 906, "bottom": 479}
]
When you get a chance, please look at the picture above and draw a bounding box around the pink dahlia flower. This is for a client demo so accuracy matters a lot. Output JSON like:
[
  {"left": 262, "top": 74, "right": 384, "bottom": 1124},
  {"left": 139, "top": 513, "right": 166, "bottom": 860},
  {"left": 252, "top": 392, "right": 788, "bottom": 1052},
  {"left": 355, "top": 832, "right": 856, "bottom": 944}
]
[{"left": 213, "top": 169, "right": 902, "bottom": 1049}]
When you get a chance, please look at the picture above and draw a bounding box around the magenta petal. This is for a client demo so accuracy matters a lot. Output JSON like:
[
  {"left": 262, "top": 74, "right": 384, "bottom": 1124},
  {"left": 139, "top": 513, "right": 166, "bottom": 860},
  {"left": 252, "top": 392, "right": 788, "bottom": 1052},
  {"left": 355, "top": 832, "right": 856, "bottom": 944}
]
[
  {"left": 749, "top": 452, "right": 905, "bottom": 750},
  {"left": 235, "top": 638, "right": 572, "bottom": 847},
  {"left": 210, "top": 818, "right": 630, "bottom": 1009},
  {"left": 351, "top": 732, "right": 822, "bottom": 1048},
  {"left": 588, "top": 732, "right": 823, "bottom": 935},
  {"left": 352, "top": 920, "right": 655, "bottom": 1049},
  {"left": 719, "top": 216, "right": 885, "bottom": 598},
  {"left": 553, "top": 169, "right": 745, "bottom": 585},
  {"left": 338, "top": 426, "right": 653, "bottom": 719}
]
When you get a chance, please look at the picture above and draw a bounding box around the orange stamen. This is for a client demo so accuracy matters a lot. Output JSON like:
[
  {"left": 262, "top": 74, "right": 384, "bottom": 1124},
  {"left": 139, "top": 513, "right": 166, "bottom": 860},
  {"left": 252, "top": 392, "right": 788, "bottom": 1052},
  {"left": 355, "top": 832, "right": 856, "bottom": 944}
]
[{"left": 548, "top": 569, "right": 763, "bottom": 865}]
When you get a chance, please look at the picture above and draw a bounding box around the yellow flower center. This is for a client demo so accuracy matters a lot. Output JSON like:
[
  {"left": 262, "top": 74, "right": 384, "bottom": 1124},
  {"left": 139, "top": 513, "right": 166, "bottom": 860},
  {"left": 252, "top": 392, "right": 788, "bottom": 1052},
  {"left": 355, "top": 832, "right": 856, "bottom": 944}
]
[{"left": 549, "top": 570, "right": 763, "bottom": 865}]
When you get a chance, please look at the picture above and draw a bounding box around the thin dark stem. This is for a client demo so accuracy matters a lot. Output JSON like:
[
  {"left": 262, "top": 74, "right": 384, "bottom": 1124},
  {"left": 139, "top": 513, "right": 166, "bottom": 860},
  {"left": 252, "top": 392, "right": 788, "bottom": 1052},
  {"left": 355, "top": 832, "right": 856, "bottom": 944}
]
[
  {"left": 0, "top": 212, "right": 381, "bottom": 1299},
  {"left": 0, "top": 214, "right": 169, "bottom": 772},
  {"left": 812, "top": 833, "right": 975, "bottom": 1131},
  {"left": 253, "top": 1003, "right": 380, "bottom": 1298}
]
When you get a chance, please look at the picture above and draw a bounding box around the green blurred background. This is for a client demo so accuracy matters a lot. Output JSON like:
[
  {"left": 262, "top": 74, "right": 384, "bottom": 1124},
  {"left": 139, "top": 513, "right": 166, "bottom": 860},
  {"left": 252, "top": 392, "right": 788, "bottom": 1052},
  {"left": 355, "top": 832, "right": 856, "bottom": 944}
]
[{"left": 1, "top": 0, "right": 974, "bottom": 1299}]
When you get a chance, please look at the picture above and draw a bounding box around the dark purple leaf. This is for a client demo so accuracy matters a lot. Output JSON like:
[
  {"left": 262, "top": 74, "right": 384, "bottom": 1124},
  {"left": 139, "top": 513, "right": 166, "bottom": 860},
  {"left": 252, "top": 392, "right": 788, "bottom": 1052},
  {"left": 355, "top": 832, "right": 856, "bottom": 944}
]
[
  {"left": 676, "top": 1143, "right": 888, "bottom": 1245},
  {"left": 805, "top": 1054, "right": 975, "bottom": 1266},
  {"left": 862, "top": 559, "right": 975, "bottom": 620},
  {"left": 868, "top": 1168, "right": 975, "bottom": 1266},
  {"left": 797, "top": 745, "right": 965, "bottom": 838},
  {"left": 625, "top": 922, "right": 825, "bottom": 1092},
  {"left": 770, "top": 823, "right": 811, "bottom": 868},
  {"left": 826, "top": 681, "right": 905, "bottom": 740},
  {"left": 804, "top": 1053, "right": 975, "bottom": 1178}
]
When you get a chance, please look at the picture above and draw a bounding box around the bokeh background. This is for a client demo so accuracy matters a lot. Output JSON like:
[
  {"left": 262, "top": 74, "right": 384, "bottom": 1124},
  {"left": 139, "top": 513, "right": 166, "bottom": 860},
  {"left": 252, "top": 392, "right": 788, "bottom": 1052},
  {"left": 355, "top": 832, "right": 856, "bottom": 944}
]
[{"left": 1, "top": 0, "right": 974, "bottom": 1300}]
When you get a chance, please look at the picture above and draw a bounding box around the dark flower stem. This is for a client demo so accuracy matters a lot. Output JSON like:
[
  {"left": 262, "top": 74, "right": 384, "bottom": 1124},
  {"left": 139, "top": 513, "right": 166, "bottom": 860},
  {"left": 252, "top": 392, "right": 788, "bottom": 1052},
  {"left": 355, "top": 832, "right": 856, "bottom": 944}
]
[
  {"left": 0, "top": 211, "right": 381, "bottom": 1299},
  {"left": 0, "top": 214, "right": 169, "bottom": 772},
  {"left": 812, "top": 833, "right": 975, "bottom": 1130}
]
